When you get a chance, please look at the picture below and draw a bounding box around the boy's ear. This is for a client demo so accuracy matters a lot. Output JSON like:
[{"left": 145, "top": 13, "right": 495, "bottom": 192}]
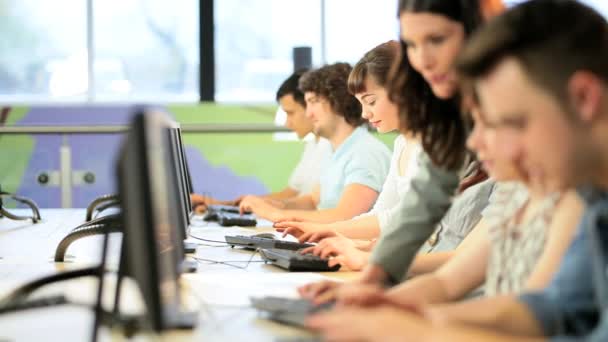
[{"left": 568, "top": 71, "right": 603, "bottom": 123}]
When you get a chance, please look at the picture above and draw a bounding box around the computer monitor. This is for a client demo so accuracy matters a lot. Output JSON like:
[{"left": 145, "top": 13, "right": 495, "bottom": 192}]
[
  {"left": 168, "top": 124, "right": 192, "bottom": 228},
  {"left": 167, "top": 124, "right": 198, "bottom": 257},
  {"left": 176, "top": 129, "right": 194, "bottom": 196},
  {"left": 117, "top": 110, "right": 196, "bottom": 331}
]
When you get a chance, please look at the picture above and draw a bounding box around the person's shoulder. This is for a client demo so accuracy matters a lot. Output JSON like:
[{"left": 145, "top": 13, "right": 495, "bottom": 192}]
[
  {"left": 461, "top": 178, "right": 496, "bottom": 198},
  {"left": 392, "top": 134, "right": 407, "bottom": 151},
  {"left": 362, "top": 130, "right": 391, "bottom": 152},
  {"left": 346, "top": 127, "right": 386, "bottom": 151},
  {"left": 493, "top": 181, "right": 526, "bottom": 196},
  {"left": 316, "top": 136, "right": 332, "bottom": 149}
]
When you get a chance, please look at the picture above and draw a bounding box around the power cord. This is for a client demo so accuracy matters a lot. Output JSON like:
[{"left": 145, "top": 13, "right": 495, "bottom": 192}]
[
  {"left": 0, "top": 295, "right": 69, "bottom": 315},
  {"left": 54, "top": 223, "right": 122, "bottom": 262},
  {"left": 187, "top": 234, "right": 230, "bottom": 245},
  {"left": 92, "top": 201, "right": 120, "bottom": 220},
  {"left": 191, "top": 249, "right": 264, "bottom": 270},
  {"left": 0, "top": 191, "right": 42, "bottom": 223},
  {"left": 54, "top": 214, "right": 122, "bottom": 262},
  {"left": 188, "top": 233, "right": 267, "bottom": 249},
  {"left": 184, "top": 234, "right": 229, "bottom": 248},
  {"left": 85, "top": 194, "right": 119, "bottom": 222},
  {"left": 0, "top": 266, "right": 99, "bottom": 308}
]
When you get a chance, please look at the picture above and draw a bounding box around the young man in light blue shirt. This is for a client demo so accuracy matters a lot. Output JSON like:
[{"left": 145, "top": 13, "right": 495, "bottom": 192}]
[{"left": 241, "top": 62, "right": 391, "bottom": 223}]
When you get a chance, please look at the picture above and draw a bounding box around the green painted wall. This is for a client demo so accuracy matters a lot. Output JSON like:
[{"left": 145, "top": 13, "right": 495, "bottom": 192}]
[
  {"left": 0, "top": 107, "right": 33, "bottom": 194},
  {"left": 169, "top": 103, "right": 397, "bottom": 192},
  {"left": 170, "top": 104, "right": 302, "bottom": 192}
]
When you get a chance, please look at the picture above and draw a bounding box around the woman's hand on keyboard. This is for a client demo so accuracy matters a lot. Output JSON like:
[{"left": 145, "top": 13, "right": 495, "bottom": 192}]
[
  {"left": 306, "top": 305, "right": 431, "bottom": 342},
  {"left": 299, "top": 236, "right": 369, "bottom": 271},
  {"left": 190, "top": 193, "right": 219, "bottom": 213},
  {"left": 239, "top": 195, "right": 283, "bottom": 221},
  {"left": 190, "top": 193, "right": 238, "bottom": 213},
  {"left": 274, "top": 220, "right": 329, "bottom": 240},
  {"left": 298, "top": 280, "right": 342, "bottom": 305}
]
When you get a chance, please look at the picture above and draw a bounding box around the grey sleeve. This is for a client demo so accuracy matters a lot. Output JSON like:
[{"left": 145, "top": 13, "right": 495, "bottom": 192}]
[
  {"left": 426, "top": 180, "right": 496, "bottom": 253},
  {"left": 369, "top": 152, "right": 460, "bottom": 282}
]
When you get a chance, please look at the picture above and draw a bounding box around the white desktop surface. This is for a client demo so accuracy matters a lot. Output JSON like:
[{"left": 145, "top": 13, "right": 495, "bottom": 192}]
[{"left": 0, "top": 209, "right": 359, "bottom": 341}]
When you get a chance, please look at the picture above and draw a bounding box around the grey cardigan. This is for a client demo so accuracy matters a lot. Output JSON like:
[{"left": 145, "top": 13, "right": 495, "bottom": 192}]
[{"left": 370, "top": 152, "right": 465, "bottom": 282}]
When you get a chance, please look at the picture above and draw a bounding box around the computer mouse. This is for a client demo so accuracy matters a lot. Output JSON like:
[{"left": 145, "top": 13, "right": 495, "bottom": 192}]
[{"left": 252, "top": 233, "right": 276, "bottom": 240}]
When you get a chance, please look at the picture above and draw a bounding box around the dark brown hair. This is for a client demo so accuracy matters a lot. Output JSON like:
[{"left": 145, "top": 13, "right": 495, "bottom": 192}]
[
  {"left": 348, "top": 40, "right": 400, "bottom": 95},
  {"left": 299, "top": 63, "right": 364, "bottom": 127},
  {"left": 457, "top": 0, "right": 608, "bottom": 107},
  {"left": 276, "top": 69, "right": 308, "bottom": 107},
  {"left": 389, "top": 0, "right": 492, "bottom": 170}
]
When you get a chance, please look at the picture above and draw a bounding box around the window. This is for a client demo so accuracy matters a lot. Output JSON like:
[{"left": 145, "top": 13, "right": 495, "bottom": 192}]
[
  {"left": 0, "top": 0, "right": 198, "bottom": 103},
  {"left": 94, "top": 0, "right": 199, "bottom": 102},
  {"left": 214, "top": 0, "right": 322, "bottom": 103},
  {"left": 324, "top": 0, "right": 398, "bottom": 64},
  {"left": 9, "top": 0, "right": 604, "bottom": 104},
  {"left": 0, "top": 0, "right": 87, "bottom": 101}
]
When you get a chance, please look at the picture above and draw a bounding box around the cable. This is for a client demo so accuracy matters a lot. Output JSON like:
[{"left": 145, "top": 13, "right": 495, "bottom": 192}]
[
  {"left": 0, "top": 192, "right": 42, "bottom": 223},
  {"left": 85, "top": 194, "right": 119, "bottom": 222},
  {"left": 187, "top": 234, "right": 230, "bottom": 245},
  {"left": 0, "top": 295, "right": 69, "bottom": 315},
  {"left": 53, "top": 214, "right": 122, "bottom": 262},
  {"left": 71, "top": 214, "right": 122, "bottom": 233},
  {"left": 0, "top": 293, "right": 142, "bottom": 340},
  {"left": 92, "top": 201, "right": 120, "bottom": 220},
  {"left": 191, "top": 249, "right": 262, "bottom": 270},
  {"left": 0, "top": 266, "right": 100, "bottom": 307},
  {"left": 54, "top": 223, "right": 122, "bottom": 262},
  {"left": 183, "top": 281, "right": 255, "bottom": 331},
  {"left": 188, "top": 243, "right": 227, "bottom": 248},
  {"left": 188, "top": 233, "right": 270, "bottom": 249}
]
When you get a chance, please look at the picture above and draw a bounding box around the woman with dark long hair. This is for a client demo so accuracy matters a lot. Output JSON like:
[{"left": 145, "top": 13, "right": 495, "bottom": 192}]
[
  {"left": 297, "top": 1, "right": 504, "bottom": 305},
  {"left": 365, "top": 0, "right": 492, "bottom": 281}
]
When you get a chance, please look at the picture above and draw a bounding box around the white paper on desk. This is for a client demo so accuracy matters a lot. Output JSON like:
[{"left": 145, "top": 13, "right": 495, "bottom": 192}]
[{"left": 184, "top": 273, "right": 336, "bottom": 306}]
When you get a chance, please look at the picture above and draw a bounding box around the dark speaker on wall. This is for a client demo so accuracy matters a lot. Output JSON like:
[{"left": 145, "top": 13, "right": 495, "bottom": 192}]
[{"left": 293, "top": 46, "right": 312, "bottom": 71}]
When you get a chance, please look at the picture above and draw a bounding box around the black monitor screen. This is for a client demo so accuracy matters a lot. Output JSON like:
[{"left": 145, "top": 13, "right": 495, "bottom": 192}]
[
  {"left": 117, "top": 110, "right": 184, "bottom": 331},
  {"left": 176, "top": 128, "right": 194, "bottom": 196},
  {"left": 168, "top": 125, "right": 191, "bottom": 230}
]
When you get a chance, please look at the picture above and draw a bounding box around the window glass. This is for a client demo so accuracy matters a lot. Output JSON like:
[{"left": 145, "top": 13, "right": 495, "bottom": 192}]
[
  {"left": 215, "top": 0, "right": 322, "bottom": 103},
  {"left": 0, "top": 0, "right": 87, "bottom": 102},
  {"left": 324, "top": 0, "right": 398, "bottom": 64},
  {"left": 94, "top": 0, "right": 199, "bottom": 101}
]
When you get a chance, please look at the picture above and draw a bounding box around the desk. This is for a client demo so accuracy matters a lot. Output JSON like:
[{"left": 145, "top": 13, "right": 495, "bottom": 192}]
[{"left": 0, "top": 209, "right": 360, "bottom": 341}]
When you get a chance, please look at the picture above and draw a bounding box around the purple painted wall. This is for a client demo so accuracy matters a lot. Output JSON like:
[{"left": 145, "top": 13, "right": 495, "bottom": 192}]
[{"left": 13, "top": 105, "right": 267, "bottom": 207}]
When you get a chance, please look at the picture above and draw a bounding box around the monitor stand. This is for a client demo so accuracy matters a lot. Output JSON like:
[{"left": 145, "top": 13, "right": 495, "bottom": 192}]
[
  {"left": 109, "top": 241, "right": 198, "bottom": 335},
  {"left": 181, "top": 259, "right": 198, "bottom": 273},
  {"left": 183, "top": 241, "right": 197, "bottom": 254}
]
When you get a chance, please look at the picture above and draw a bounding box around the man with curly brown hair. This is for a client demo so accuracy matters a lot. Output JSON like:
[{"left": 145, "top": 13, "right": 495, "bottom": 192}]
[{"left": 240, "top": 62, "right": 391, "bottom": 224}]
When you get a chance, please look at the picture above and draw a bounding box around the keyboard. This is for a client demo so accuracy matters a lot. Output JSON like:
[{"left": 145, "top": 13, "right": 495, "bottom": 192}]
[
  {"left": 259, "top": 249, "right": 341, "bottom": 272},
  {"left": 214, "top": 212, "right": 257, "bottom": 227},
  {"left": 225, "top": 235, "right": 313, "bottom": 250},
  {"left": 250, "top": 296, "right": 335, "bottom": 327},
  {"left": 203, "top": 204, "right": 257, "bottom": 226},
  {"left": 207, "top": 204, "right": 241, "bottom": 214},
  {"left": 204, "top": 204, "right": 252, "bottom": 221}
]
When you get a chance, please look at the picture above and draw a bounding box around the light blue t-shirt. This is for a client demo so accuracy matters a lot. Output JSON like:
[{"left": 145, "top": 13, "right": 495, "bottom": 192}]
[{"left": 318, "top": 126, "right": 391, "bottom": 209}]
